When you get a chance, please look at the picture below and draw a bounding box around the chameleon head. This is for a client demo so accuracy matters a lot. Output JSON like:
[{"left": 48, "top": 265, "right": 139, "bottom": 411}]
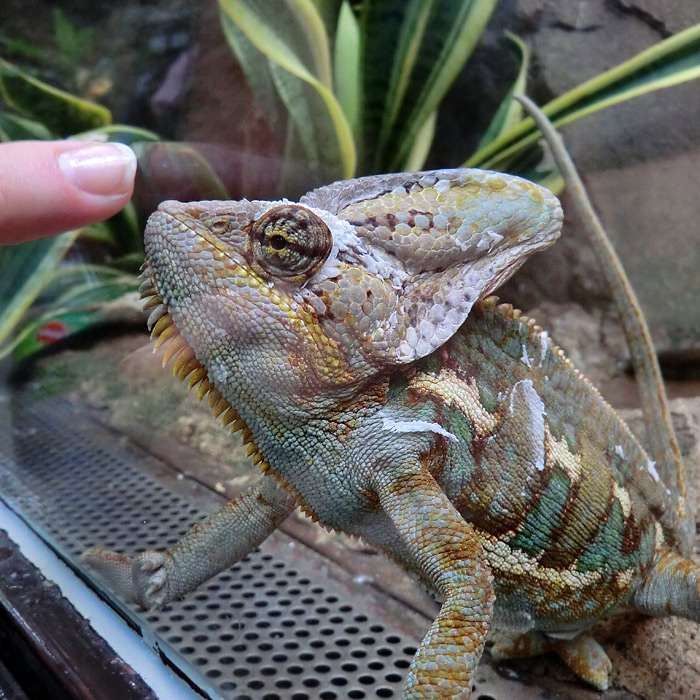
[{"left": 142, "top": 169, "right": 562, "bottom": 425}]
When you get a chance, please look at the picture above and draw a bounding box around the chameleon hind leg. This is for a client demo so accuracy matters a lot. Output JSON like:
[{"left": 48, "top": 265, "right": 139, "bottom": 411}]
[
  {"left": 490, "top": 630, "right": 612, "bottom": 690},
  {"left": 634, "top": 549, "right": 700, "bottom": 621},
  {"left": 492, "top": 550, "right": 700, "bottom": 690}
]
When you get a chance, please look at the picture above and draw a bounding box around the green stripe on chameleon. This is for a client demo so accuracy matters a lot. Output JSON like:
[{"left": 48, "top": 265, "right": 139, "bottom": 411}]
[
  {"left": 443, "top": 404, "right": 476, "bottom": 443},
  {"left": 510, "top": 466, "right": 571, "bottom": 556},
  {"left": 387, "top": 370, "right": 412, "bottom": 397},
  {"left": 576, "top": 500, "right": 656, "bottom": 574},
  {"left": 477, "top": 383, "right": 499, "bottom": 414},
  {"left": 503, "top": 333, "right": 526, "bottom": 362}
]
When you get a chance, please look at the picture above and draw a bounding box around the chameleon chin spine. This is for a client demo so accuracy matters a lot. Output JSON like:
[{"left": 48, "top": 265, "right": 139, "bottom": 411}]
[{"left": 142, "top": 284, "right": 271, "bottom": 476}]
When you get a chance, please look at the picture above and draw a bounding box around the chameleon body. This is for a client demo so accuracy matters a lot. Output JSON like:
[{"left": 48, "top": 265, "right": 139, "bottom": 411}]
[{"left": 84, "top": 168, "right": 700, "bottom": 698}]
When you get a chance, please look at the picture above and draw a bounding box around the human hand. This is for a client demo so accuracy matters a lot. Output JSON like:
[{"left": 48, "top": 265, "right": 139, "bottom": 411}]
[{"left": 0, "top": 140, "right": 137, "bottom": 244}]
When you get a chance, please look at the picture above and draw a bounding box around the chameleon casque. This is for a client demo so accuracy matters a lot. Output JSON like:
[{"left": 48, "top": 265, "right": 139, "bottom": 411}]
[{"left": 83, "top": 164, "right": 700, "bottom": 699}]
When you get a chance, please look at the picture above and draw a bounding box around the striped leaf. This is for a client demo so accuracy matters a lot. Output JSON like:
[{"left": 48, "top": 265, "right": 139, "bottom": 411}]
[
  {"left": 467, "top": 23, "right": 700, "bottom": 170},
  {"left": 359, "top": 0, "right": 498, "bottom": 173}
]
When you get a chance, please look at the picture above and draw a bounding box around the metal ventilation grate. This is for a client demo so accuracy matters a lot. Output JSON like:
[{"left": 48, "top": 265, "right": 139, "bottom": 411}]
[{"left": 0, "top": 399, "right": 419, "bottom": 699}]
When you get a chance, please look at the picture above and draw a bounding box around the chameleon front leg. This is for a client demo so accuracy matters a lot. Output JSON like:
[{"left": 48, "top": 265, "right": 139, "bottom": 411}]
[
  {"left": 82, "top": 474, "right": 296, "bottom": 608},
  {"left": 375, "top": 469, "right": 494, "bottom": 699}
]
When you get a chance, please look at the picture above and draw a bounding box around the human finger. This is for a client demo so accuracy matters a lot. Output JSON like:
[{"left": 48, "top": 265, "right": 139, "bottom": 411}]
[{"left": 0, "top": 140, "right": 137, "bottom": 244}]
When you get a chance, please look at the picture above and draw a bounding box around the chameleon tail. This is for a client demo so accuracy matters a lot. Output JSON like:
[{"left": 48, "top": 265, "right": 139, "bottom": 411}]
[{"left": 634, "top": 550, "right": 700, "bottom": 621}]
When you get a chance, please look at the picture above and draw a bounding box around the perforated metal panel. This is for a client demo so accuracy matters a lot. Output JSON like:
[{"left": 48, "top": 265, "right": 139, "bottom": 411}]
[{"left": 0, "top": 399, "right": 419, "bottom": 699}]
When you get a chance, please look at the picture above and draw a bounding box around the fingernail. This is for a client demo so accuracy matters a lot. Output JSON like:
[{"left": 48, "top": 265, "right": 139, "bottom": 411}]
[{"left": 58, "top": 142, "right": 137, "bottom": 196}]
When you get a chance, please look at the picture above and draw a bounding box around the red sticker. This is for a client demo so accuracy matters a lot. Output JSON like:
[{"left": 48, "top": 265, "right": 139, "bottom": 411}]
[{"left": 36, "top": 320, "right": 69, "bottom": 345}]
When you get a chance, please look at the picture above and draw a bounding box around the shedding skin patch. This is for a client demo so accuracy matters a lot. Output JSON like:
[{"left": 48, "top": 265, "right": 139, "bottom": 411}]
[
  {"left": 509, "top": 379, "right": 546, "bottom": 473},
  {"left": 382, "top": 417, "right": 459, "bottom": 442},
  {"left": 408, "top": 370, "right": 499, "bottom": 438},
  {"left": 647, "top": 459, "right": 661, "bottom": 482}
]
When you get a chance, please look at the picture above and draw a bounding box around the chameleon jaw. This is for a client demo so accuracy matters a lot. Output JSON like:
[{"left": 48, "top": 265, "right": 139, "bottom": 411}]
[{"left": 138, "top": 270, "right": 272, "bottom": 475}]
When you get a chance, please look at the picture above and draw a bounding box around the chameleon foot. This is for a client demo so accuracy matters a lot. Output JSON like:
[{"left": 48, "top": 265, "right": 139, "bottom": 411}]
[
  {"left": 549, "top": 634, "right": 612, "bottom": 691},
  {"left": 81, "top": 547, "right": 172, "bottom": 609},
  {"left": 490, "top": 630, "right": 611, "bottom": 690}
]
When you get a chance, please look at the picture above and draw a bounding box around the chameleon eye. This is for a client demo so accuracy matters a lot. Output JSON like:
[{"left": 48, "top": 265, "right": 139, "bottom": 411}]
[{"left": 246, "top": 205, "right": 332, "bottom": 282}]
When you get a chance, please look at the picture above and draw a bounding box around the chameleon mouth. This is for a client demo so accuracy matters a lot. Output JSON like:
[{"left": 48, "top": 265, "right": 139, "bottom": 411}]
[{"left": 138, "top": 269, "right": 272, "bottom": 475}]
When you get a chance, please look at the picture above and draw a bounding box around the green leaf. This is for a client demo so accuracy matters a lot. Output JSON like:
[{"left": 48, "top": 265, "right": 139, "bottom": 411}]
[
  {"left": 76, "top": 220, "right": 117, "bottom": 246},
  {"left": 403, "top": 109, "right": 436, "bottom": 172},
  {"left": 0, "top": 57, "right": 111, "bottom": 136},
  {"left": 132, "top": 141, "right": 230, "bottom": 202},
  {"left": 218, "top": 0, "right": 356, "bottom": 179},
  {"left": 218, "top": 0, "right": 353, "bottom": 187},
  {"left": 53, "top": 9, "right": 95, "bottom": 69},
  {"left": 311, "top": 0, "right": 343, "bottom": 45},
  {"left": 7, "top": 310, "right": 100, "bottom": 362},
  {"left": 76, "top": 203, "right": 143, "bottom": 258},
  {"left": 334, "top": 1, "right": 361, "bottom": 135},
  {"left": 219, "top": 11, "right": 288, "bottom": 145},
  {"left": 1, "top": 37, "right": 47, "bottom": 64},
  {"left": 474, "top": 32, "right": 529, "bottom": 152},
  {"left": 78, "top": 124, "right": 160, "bottom": 145},
  {"left": 109, "top": 202, "right": 143, "bottom": 257},
  {"left": 467, "top": 22, "right": 700, "bottom": 170},
  {"left": 360, "top": 0, "right": 498, "bottom": 173},
  {"left": 52, "top": 277, "right": 139, "bottom": 309},
  {"left": 0, "top": 111, "right": 53, "bottom": 141},
  {"left": 39, "top": 264, "right": 127, "bottom": 301},
  {"left": 221, "top": 0, "right": 334, "bottom": 85},
  {"left": 0, "top": 232, "right": 79, "bottom": 348},
  {"left": 269, "top": 60, "right": 348, "bottom": 188},
  {"left": 1, "top": 265, "right": 140, "bottom": 362}
]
